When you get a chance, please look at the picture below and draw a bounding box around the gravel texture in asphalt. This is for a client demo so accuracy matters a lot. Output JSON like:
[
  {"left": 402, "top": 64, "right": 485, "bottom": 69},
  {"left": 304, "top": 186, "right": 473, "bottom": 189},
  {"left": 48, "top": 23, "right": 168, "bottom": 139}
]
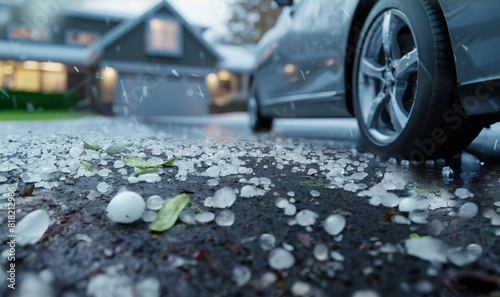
[{"left": 0, "top": 117, "right": 499, "bottom": 297}]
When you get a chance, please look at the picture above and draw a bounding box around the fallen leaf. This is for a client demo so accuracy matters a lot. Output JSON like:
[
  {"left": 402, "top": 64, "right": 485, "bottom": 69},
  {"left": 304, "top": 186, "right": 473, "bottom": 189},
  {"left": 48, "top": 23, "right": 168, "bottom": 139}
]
[
  {"left": 82, "top": 140, "right": 101, "bottom": 151},
  {"left": 122, "top": 155, "right": 176, "bottom": 169},
  {"left": 80, "top": 161, "right": 91, "bottom": 171},
  {"left": 383, "top": 210, "right": 408, "bottom": 222},
  {"left": 150, "top": 194, "right": 196, "bottom": 232},
  {"left": 105, "top": 143, "right": 133, "bottom": 155},
  {"left": 19, "top": 186, "right": 34, "bottom": 197}
]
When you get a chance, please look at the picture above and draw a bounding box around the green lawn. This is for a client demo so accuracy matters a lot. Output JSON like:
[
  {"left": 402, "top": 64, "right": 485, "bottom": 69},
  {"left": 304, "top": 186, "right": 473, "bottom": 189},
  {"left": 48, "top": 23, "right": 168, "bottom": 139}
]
[{"left": 0, "top": 110, "right": 91, "bottom": 121}]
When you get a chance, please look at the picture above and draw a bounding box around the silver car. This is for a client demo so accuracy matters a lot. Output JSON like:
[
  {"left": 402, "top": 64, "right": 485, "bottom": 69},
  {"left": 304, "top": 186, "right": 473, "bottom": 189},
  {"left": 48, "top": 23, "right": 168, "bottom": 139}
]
[{"left": 249, "top": 0, "right": 500, "bottom": 162}]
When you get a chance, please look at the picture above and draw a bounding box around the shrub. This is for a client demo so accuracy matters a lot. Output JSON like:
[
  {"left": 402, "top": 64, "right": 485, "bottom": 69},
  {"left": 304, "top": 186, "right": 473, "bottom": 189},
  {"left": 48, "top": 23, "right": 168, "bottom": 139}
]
[{"left": 0, "top": 90, "right": 79, "bottom": 110}]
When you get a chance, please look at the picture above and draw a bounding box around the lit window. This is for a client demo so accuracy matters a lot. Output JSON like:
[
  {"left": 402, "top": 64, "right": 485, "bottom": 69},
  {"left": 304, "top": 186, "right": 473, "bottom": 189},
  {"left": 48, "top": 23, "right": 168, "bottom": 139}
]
[
  {"left": 15, "top": 68, "right": 40, "bottom": 92},
  {"left": 66, "top": 30, "right": 100, "bottom": 45},
  {"left": 9, "top": 25, "right": 50, "bottom": 42},
  {"left": 146, "top": 16, "right": 183, "bottom": 57}
]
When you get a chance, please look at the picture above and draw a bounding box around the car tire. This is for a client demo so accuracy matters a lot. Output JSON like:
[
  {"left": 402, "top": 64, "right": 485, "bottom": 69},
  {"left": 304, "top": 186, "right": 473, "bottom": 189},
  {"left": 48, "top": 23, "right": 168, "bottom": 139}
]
[
  {"left": 248, "top": 83, "right": 273, "bottom": 132},
  {"left": 352, "top": 0, "right": 485, "bottom": 162}
]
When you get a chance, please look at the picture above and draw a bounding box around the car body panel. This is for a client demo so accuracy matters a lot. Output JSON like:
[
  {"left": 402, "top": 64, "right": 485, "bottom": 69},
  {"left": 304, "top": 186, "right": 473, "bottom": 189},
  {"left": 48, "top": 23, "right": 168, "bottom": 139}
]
[
  {"left": 438, "top": 0, "right": 500, "bottom": 115},
  {"left": 253, "top": 0, "right": 500, "bottom": 118}
]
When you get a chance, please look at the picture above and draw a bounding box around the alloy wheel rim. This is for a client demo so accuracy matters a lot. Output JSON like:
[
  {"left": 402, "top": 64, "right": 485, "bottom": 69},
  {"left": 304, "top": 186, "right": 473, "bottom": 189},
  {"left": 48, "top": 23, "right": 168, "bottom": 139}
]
[{"left": 357, "top": 9, "right": 419, "bottom": 144}]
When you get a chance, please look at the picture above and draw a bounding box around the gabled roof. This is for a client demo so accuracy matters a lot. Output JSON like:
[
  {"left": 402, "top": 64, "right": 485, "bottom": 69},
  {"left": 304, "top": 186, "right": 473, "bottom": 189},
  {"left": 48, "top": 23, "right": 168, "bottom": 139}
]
[
  {"left": 0, "top": 0, "right": 220, "bottom": 66},
  {"left": 87, "top": 0, "right": 221, "bottom": 62},
  {"left": 0, "top": 41, "right": 99, "bottom": 66},
  {"left": 213, "top": 44, "right": 256, "bottom": 73}
]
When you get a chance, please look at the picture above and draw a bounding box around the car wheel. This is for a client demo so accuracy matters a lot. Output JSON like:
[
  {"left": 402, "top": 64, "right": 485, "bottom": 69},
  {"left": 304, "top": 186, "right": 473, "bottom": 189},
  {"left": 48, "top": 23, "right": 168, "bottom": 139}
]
[
  {"left": 352, "top": 0, "right": 485, "bottom": 162},
  {"left": 248, "top": 83, "right": 273, "bottom": 132}
]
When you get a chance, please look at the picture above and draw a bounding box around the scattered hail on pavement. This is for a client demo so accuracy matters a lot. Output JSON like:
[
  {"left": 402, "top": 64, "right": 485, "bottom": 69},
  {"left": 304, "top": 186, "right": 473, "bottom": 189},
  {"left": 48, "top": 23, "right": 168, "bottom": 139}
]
[{"left": 0, "top": 118, "right": 499, "bottom": 297}]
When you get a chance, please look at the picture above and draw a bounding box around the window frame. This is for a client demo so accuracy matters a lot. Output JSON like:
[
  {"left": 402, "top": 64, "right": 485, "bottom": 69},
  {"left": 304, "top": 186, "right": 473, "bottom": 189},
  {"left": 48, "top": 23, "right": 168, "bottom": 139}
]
[
  {"left": 8, "top": 24, "right": 51, "bottom": 42},
  {"left": 145, "top": 14, "right": 183, "bottom": 58},
  {"left": 65, "top": 29, "right": 101, "bottom": 46}
]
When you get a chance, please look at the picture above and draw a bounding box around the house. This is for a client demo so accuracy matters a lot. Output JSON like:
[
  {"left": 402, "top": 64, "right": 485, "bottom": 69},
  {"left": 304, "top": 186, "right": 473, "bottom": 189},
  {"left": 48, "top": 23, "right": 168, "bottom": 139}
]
[
  {"left": 206, "top": 44, "right": 255, "bottom": 112},
  {"left": 0, "top": 0, "right": 220, "bottom": 116}
]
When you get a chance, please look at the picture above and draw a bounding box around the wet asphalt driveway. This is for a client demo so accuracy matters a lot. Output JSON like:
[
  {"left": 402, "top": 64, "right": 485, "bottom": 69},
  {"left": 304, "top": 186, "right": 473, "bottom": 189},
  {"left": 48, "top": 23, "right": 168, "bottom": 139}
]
[{"left": 0, "top": 115, "right": 499, "bottom": 297}]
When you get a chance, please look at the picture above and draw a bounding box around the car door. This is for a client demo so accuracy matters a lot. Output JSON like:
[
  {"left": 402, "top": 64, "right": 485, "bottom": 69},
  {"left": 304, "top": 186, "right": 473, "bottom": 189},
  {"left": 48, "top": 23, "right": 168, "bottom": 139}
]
[{"left": 257, "top": 0, "right": 353, "bottom": 118}]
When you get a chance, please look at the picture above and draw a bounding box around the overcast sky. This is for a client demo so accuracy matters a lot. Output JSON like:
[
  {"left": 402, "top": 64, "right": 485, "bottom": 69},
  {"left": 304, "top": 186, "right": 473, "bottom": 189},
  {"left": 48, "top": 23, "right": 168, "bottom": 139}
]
[{"left": 81, "top": 0, "right": 232, "bottom": 28}]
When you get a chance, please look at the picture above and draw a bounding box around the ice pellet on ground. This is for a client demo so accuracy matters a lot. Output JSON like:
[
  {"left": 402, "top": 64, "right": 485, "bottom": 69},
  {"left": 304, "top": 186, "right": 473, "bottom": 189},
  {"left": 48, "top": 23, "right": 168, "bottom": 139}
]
[
  {"left": 232, "top": 265, "right": 251, "bottom": 287},
  {"left": 87, "top": 273, "right": 133, "bottom": 297},
  {"left": 310, "top": 190, "right": 320, "bottom": 197},
  {"left": 240, "top": 185, "right": 257, "bottom": 198},
  {"left": 179, "top": 210, "right": 196, "bottom": 225},
  {"left": 352, "top": 290, "right": 380, "bottom": 297},
  {"left": 399, "top": 198, "right": 419, "bottom": 212},
  {"left": 291, "top": 281, "right": 312, "bottom": 296},
  {"left": 207, "top": 179, "right": 219, "bottom": 186},
  {"left": 344, "top": 183, "right": 360, "bottom": 192},
  {"left": 260, "top": 272, "right": 277, "bottom": 289},
  {"left": 392, "top": 215, "right": 411, "bottom": 225},
  {"left": 260, "top": 233, "right": 276, "bottom": 251},
  {"left": 447, "top": 243, "right": 482, "bottom": 267},
  {"left": 287, "top": 191, "right": 295, "bottom": 197},
  {"left": 215, "top": 209, "right": 235, "bottom": 226},
  {"left": 426, "top": 220, "right": 445, "bottom": 236},
  {"left": 313, "top": 244, "right": 329, "bottom": 261},
  {"left": 106, "top": 191, "right": 145, "bottom": 224},
  {"left": 275, "top": 197, "right": 290, "bottom": 208},
  {"left": 409, "top": 210, "right": 429, "bottom": 224},
  {"left": 379, "top": 193, "right": 399, "bottom": 208},
  {"left": 284, "top": 204, "right": 297, "bottom": 216},
  {"left": 18, "top": 273, "right": 53, "bottom": 297},
  {"left": 330, "top": 251, "right": 345, "bottom": 261},
  {"left": 146, "top": 195, "right": 164, "bottom": 210},
  {"left": 96, "top": 182, "right": 110, "bottom": 193},
  {"left": 295, "top": 210, "right": 318, "bottom": 226},
  {"left": 135, "top": 277, "right": 161, "bottom": 297},
  {"left": 97, "top": 169, "right": 111, "bottom": 177},
  {"left": 213, "top": 187, "right": 236, "bottom": 208},
  {"left": 405, "top": 237, "right": 448, "bottom": 263},
  {"left": 69, "top": 146, "right": 83, "bottom": 158},
  {"left": 141, "top": 210, "right": 157, "bottom": 222},
  {"left": 415, "top": 280, "right": 434, "bottom": 294},
  {"left": 127, "top": 176, "right": 139, "bottom": 184},
  {"left": 455, "top": 188, "right": 473, "bottom": 199},
  {"left": 16, "top": 209, "right": 50, "bottom": 246},
  {"left": 324, "top": 214, "right": 346, "bottom": 235},
  {"left": 458, "top": 202, "right": 478, "bottom": 219},
  {"left": 138, "top": 173, "right": 161, "bottom": 183},
  {"left": 268, "top": 247, "right": 295, "bottom": 270},
  {"left": 442, "top": 166, "right": 454, "bottom": 178},
  {"left": 195, "top": 212, "right": 215, "bottom": 223},
  {"left": 113, "top": 160, "right": 125, "bottom": 168}
]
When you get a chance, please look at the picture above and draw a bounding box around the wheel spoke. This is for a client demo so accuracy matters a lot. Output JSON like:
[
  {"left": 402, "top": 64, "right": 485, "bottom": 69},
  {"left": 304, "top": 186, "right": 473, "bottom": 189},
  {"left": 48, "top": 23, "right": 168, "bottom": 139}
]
[
  {"left": 388, "top": 89, "right": 409, "bottom": 133},
  {"left": 394, "top": 48, "right": 418, "bottom": 80},
  {"left": 365, "top": 90, "right": 389, "bottom": 129},
  {"left": 360, "top": 58, "right": 385, "bottom": 82},
  {"left": 382, "top": 11, "right": 397, "bottom": 60}
]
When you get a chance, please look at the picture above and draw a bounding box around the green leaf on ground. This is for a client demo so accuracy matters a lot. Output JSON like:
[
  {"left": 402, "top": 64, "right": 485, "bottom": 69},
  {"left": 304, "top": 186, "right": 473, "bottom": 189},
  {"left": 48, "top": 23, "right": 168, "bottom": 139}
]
[
  {"left": 149, "top": 194, "right": 192, "bottom": 232},
  {"left": 82, "top": 140, "right": 101, "bottom": 151},
  {"left": 80, "top": 161, "right": 91, "bottom": 171},
  {"left": 134, "top": 167, "right": 158, "bottom": 176},
  {"left": 105, "top": 143, "right": 133, "bottom": 155},
  {"left": 409, "top": 233, "right": 429, "bottom": 239},
  {"left": 122, "top": 155, "right": 176, "bottom": 168}
]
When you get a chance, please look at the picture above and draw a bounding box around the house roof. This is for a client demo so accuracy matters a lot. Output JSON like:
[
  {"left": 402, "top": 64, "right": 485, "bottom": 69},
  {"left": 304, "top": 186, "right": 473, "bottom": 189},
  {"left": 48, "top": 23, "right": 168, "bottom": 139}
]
[
  {"left": 0, "top": 0, "right": 220, "bottom": 67},
  {"left": 213, "top": 44, "right": 256, "bottom": 73},
  {"left": 88, "top": 0, "right": 221, "bottom": 61},
  {"left": 0, "top": 41, "right": 100, "bottom": 66}
]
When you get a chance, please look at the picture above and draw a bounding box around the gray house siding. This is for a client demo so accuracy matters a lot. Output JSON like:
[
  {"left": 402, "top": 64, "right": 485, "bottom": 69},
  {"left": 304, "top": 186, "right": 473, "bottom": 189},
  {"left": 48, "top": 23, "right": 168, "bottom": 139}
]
[
  {"left": 97, "top": 6, "right": 218, "bottom": 117},
  {"left": 102, "top": 8, "right": 217, "bottom": 67}
]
